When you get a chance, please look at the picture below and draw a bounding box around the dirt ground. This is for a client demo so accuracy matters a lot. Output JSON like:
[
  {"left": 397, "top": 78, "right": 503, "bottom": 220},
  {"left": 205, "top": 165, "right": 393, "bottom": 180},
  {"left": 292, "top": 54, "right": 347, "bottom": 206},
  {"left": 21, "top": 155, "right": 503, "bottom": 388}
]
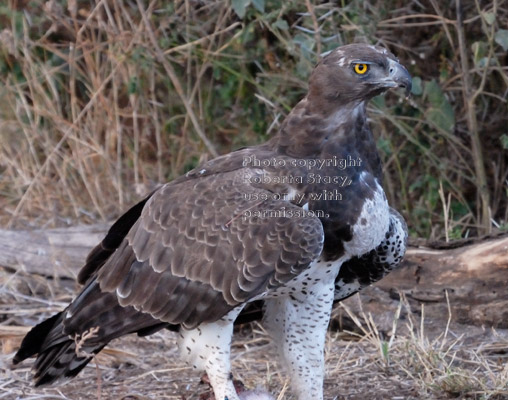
[{"left": 1, "top": 267, "right": 507, "bottom": 400}]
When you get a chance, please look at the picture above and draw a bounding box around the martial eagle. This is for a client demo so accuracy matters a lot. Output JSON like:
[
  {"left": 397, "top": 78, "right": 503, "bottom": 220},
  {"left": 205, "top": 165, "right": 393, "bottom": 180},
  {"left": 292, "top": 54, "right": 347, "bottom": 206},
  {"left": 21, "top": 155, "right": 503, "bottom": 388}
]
[{"left": 14, "top": 43, "right": 411, "bottom": 400}]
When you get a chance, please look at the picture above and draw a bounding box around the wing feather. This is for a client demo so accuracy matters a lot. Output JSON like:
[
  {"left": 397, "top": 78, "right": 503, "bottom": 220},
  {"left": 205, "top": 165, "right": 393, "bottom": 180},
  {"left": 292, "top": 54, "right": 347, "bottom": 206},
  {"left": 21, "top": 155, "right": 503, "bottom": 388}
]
[
  {"left": 95, "top": 167, "right": 323, "bottom": 328},
  {"left": 77, "top": 195, "right": 154, "bottom": 285}
]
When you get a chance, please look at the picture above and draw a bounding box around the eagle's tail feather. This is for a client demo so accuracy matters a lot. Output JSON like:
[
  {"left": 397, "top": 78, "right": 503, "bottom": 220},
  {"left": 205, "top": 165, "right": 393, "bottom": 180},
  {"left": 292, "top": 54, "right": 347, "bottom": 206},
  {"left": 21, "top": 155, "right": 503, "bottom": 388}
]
[
  {"left": 13, "top": 312, "right": 61, "bottom": 364},
  {"left": 33, "top": 342, "right": 106, "bottom": 386},
  {"left": 13, "top": 311, "right": 104, "bottom": 386},
  {"left": 13, "top": 280, "right": 170, "bottom": 385}
]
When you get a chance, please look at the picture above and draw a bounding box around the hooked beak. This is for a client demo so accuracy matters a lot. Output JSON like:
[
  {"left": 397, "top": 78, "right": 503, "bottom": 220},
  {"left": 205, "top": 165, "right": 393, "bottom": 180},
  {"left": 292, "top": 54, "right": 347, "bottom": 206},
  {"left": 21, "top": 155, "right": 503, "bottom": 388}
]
[{"left": 387, "top": 59, "right": 412, "bottom": 97}]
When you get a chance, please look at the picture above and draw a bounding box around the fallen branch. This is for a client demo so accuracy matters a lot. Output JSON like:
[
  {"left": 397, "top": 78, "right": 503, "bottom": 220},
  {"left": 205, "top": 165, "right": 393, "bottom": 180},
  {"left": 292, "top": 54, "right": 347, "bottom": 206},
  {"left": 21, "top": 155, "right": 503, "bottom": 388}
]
[
  {"left": 338, "top": 233, "right": 508, "bottom": 330},
  {"left": 1, "top": 225, "right": 507, "bottom": 328}
]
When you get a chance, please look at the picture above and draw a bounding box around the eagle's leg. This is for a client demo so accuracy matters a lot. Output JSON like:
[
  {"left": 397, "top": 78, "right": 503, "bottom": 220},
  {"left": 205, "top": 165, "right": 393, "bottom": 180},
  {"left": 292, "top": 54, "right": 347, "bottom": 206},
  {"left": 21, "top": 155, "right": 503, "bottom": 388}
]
[
  {"left": 178, "top": 309, "right": 242, "bottom": 400},
  {"left": 263, "top": 268, "right": 337, "bottom": 400}
]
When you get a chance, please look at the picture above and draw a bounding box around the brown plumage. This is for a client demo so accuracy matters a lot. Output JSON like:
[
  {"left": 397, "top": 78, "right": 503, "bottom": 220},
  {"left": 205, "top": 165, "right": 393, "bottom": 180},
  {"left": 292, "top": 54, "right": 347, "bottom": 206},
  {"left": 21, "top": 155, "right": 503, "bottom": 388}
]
[{"left": 14, "top": 43, "right": 411, "bottom": 400}]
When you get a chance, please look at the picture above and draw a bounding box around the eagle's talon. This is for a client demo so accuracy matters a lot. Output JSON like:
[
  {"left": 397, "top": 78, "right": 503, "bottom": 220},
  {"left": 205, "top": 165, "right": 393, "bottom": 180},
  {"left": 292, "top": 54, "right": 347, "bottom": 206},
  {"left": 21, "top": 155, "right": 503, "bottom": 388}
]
[{"left": 199, "top": 374, "right": 273, "bottom": 400}]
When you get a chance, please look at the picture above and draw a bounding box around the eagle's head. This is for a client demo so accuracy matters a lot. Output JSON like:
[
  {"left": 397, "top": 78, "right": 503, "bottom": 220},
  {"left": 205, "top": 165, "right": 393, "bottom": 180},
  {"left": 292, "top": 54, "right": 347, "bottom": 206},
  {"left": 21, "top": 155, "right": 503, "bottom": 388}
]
[{"left": 308, "top": 44, "right": 412, "bottom": 112}]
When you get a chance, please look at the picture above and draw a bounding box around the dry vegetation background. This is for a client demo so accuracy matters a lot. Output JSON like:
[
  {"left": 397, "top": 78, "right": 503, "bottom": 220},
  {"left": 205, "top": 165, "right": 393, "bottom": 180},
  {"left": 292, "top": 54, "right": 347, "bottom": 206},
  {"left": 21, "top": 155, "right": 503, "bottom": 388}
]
[
  {"left": 0, "top": 0, "right": 507, "bottom": 399},
  {"left": 0, "top": 0, "right": 506, "bottom": 237}
]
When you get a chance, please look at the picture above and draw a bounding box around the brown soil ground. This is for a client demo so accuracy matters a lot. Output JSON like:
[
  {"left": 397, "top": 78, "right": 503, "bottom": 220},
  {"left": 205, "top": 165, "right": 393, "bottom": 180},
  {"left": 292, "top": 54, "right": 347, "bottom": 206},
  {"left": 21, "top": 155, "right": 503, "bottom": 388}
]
[{"left": 1, "top": 268, "right": 507, "bottom": 400}]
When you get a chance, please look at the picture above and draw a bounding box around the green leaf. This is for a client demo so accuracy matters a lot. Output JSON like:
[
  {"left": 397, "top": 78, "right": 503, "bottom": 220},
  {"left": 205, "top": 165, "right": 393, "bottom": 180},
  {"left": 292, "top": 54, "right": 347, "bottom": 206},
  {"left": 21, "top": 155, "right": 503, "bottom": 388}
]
[
  {"left": 293, "top": 33, "right": 315, "bottom": 55},
  {"left": 232, "top": 0, "right": 250, "bottom": 19},
  {"left": 501, "top": 134, "right": 508, "bottom": 150},
  {"left": 495, "top": 29, "right": 508, "bottom": 51},
  {"left": 482, "top": 11, "right": 495, "bottom": 25},
  {"left": 471, "top": 41, "right": 488, "bottom": 66},
  {"left": 127, "top": 76, "right": 138, "bottom": 94},
  {"left": 411, "top": 76, "right": 423, "bottom": 96},
  {"left": 381, "top": 341, "right": 390, "bottom": 361},
  {"left": 376, "top": 137, "right": 392, "bottom": 156},
  {"left": 273, "top": 19, "right": 289, "bottom": 30},
  {"left": 424, "top": 80, "right": 455, "bottom": 133},
  {"left": 424, "top": 80, "right": 443, "bottom": 106},
  {"left": 252, "top": 0, "right": 264, "bottom": 12},
  {"left": 427, "top": 106, "right": 454, "bottom": 133}
]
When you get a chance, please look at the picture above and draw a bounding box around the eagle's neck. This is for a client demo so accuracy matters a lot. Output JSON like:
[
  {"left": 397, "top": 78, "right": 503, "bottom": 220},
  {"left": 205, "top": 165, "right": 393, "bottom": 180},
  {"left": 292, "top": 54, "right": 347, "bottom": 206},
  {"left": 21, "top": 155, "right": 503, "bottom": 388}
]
[{"left": 270, "top": 97, "right": 368, "bottom": 160}]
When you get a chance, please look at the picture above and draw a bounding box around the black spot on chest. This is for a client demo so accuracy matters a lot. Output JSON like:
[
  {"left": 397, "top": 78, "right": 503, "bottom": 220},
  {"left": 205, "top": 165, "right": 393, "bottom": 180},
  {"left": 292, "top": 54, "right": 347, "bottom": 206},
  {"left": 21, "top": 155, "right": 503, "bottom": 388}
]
[
  {"left": 321, "top": 223, "right": 352, "bottom": 261},
  {"left": 314, "top": 174, "right": 374, "bottom": 261}
]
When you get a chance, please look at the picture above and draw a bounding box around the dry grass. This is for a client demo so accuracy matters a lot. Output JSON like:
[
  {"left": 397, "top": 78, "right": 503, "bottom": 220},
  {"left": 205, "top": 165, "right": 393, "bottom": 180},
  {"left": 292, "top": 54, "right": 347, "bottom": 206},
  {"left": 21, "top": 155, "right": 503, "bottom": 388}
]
[{"left": 2, "top": 269, "right": 508, "bottom": 400}]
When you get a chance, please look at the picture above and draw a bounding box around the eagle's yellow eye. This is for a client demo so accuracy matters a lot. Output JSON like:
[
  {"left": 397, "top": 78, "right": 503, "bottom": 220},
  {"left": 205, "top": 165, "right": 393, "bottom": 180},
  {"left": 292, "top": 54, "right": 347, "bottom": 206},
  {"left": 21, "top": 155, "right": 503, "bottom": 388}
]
[{"left": 354, "top": 63, "right": 369, "bottom": 75}]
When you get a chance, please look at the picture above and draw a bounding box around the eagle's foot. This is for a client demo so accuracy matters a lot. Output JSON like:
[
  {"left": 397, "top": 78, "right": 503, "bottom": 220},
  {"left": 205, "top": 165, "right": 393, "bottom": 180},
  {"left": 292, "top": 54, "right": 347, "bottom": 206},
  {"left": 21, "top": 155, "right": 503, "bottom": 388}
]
[
  {"left": 199, "top": 373, "right": 274, "bottom": 400},
  {"left": 199, "top": 373, "right": 244, "bottom": 400}
]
